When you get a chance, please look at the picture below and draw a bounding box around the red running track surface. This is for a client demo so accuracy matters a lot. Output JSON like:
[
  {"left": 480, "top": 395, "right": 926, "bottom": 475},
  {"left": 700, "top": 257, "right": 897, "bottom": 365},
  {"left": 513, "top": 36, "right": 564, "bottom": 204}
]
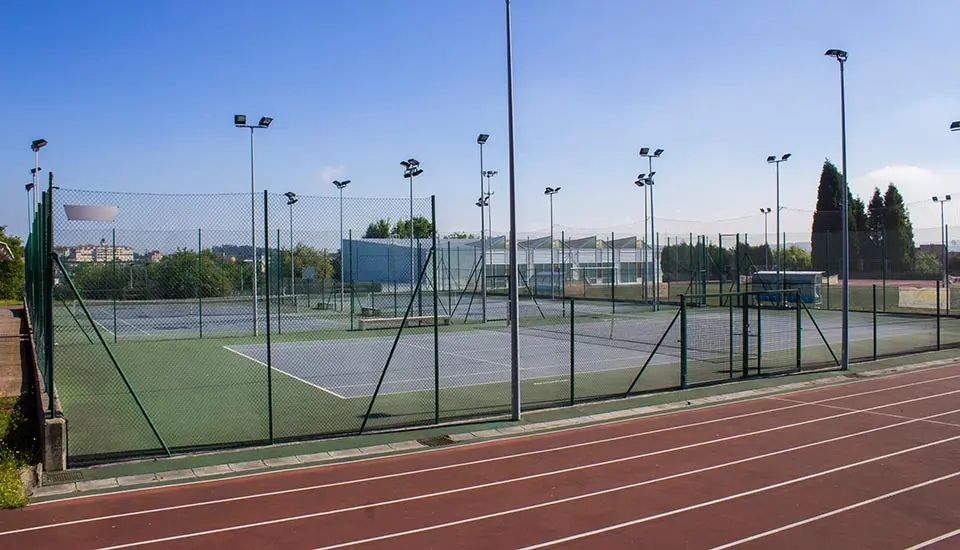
[{"left": 3, "top": 364, "right": 960, "bottom": 549}]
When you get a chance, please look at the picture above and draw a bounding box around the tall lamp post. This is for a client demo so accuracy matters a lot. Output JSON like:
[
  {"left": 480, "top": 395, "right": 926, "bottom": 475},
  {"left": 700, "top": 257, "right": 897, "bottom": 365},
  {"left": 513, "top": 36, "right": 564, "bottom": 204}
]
[
  {"left": 483, "top": 170, "right": 498, "bottom": 244},
  {"left": 635, "top": 173, "right": 656, "bottom": 310},
  {"left": 477, "top": 135, "right": 490, "bottom": 321},
  {"left": 475, "top": 195, "right": 490, "bottom": 321},
  {"left": 284, "top": 192, "right": 298, "bottom": 305},
  {"left": 25, "top": 184, "right": 35, "bottom": 229},
  {"left": 933, "top": 195, "right": 952, "bottom": 290},
  {"left": 30, "top": 139, "right": 47, "bottom": 207},
  {"left": 235, "top": 114, "right": 273, "bottom": 336},
  {"left": 544, "top": 187, "right": 561, "bottom": 299},
  {"left": 766, "top": 153, "right": 791, "bottom": 299},
  {"left": 333, "top": 180, "right": 351, "bottom": 311},
  {"left": 640, "top": 148, "right": 663, "bottom": 310},
  {"left": 825, "top": 48, "right": 849, "bottom": 370},
  {"left": 401, "top": 159, "right": 423, "bottom": 295},
  {"left": 760, "top": 207, "right": 772, "bottom": 269}
]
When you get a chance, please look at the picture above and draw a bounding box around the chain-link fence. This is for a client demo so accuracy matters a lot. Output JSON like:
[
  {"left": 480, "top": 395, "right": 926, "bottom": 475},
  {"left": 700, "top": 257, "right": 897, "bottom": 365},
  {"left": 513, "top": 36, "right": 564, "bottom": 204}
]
[{"left": 25, "top": 187, "right": 960, "bottom": 465}]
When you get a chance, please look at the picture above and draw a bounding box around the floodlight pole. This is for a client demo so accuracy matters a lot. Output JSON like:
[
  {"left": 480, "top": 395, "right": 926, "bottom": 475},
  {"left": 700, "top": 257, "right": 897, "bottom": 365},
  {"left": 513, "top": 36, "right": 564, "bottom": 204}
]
[
  {"left": 761, "top": 208, "right": 771, "bottom": 269},
  {"left": 33, "top": 151, "right": 40, "bottom": 206},
  {"left": 934, "top": 196, "right": 951, "bottom": 288},
  {"left": 545, "top": 188, "right": 560, "bottom": 299},
  {"left": 287, "top": 195, "right": 297, "bottom": 303},
  {"left": 335, "top": 182, "right": 349, "bottom": 311},
  {"left": 249, "top": 128, "right": 259, "bottom": 335},
  {"left": 478, "top": 137, "right": 488, "bottom": 322},
  {"left": 640, "top": 149, "right": 663, "bottom": 311},
  {"left": 826, "top": 49, "right": 849, "bottom": 370},
  {"left": 505, "top": 0, "right": 521, "bottom": 421}
]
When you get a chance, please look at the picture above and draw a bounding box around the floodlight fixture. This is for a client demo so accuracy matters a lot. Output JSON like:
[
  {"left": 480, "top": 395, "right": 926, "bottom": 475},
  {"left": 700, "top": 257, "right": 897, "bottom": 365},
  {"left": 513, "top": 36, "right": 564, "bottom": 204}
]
[
  {"left": 332, "top": 180, "right": 351, "bottom": 190},
  {"left": 31, "top": 138, "right": 47, "bottom": 151},
  {"left": 234, "top": 114, "right": 247, "bottom": 126},
  {"left": 825, "top": 49, "right": 848, "bottom": 62},
  {"left": 30, "top": 168, "right": 41, "bottom": 175},
  {"left": 766, "top": 155, "right": 777, "bottom": 163},
  {"left": 951, "top": 121, "right": 960, "bottom": 131},
  {"left": 639, "top": 147, "right": 649, "bottom": 156},
  {"left": 25, "top": 183, "right": 34, "bottom": 191},
  {"left": 761, "top": 207, "right": 772, "bottom": 213},
  {"left": 544, "top": 186, "right": 560, "bottom": 195},
  {"left": 653, "top": 148, "right": 664, "bottom": 157},
  {"left": 781, "top": 153, "right": 792, "bottom": 161},
  {"left": 647, "top": 171, "right": 656, "bottom": 179},
  {"left": 477, "top": 134, "right": 489, "bottom": 144},
  {"left": 634, "top": 179, "right": 644, "bottom": 187},
  {"left": 258, "top": 117, "right": 273, "bottom": 128},
  {"left": 483, "top": 170, "right": 498, "bottom": 178},
  {"left": 285, "top": 191, "right": 298, "bottom": 205}
]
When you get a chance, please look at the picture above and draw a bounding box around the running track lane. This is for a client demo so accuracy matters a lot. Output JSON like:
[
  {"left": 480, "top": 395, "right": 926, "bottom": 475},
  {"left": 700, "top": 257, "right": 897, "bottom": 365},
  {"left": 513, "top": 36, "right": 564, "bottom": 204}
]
[{"left": 1, "top": 364, "right": 959, "bottom": 549}]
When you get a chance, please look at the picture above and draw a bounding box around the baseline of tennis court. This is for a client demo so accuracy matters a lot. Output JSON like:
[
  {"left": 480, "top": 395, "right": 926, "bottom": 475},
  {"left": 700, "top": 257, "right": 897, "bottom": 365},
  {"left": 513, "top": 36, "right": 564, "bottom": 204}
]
[{"left": 5, "top": 362, "right": 959, "bottom": 549}]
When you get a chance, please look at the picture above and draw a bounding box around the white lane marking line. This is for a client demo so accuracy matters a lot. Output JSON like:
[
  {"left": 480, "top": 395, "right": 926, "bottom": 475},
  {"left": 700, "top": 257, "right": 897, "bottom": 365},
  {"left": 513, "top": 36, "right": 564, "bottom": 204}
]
[
  {"left": 709, "top": 472, "right": 960, "bottom": 549},
  {"left": 516, "top": 434, "right": 960, "bottom": 550},
  {"left": 904, "top": 527, "right": 960, "bottom": 550},
  {"left": 26, "top": 365, "right": 960, "bottom": 509},
  {"left": 10, "top": 390, "right": 958, "bottom": 540},
  {"left": 191, "top": 412, "right": 960, "bottom": 550},
  {"left": 771, "top": 396, "right": 960, "bottom": 428},
  {"left": 222, "top": 347, "right": 346, "bottom": 399}
]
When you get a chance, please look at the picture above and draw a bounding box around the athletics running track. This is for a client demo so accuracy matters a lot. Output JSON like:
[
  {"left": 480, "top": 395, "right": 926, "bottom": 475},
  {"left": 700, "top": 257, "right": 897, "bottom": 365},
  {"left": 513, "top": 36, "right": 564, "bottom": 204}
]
[{"left": 3, "top": 364, "right": 960, "bottom": 549}]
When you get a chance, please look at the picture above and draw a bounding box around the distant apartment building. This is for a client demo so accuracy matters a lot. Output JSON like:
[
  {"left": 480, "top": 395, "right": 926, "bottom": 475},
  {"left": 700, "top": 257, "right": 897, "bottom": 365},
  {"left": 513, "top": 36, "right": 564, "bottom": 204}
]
[{"left": 68, "top": 244, "right": 135, "bottom": 263}]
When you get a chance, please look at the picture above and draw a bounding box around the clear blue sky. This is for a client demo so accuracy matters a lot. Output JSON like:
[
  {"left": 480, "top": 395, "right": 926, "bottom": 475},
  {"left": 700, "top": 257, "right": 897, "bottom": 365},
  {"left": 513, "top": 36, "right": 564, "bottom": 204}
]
[{"left": 2, "top": 0, "right": 958, "bottom": 245}]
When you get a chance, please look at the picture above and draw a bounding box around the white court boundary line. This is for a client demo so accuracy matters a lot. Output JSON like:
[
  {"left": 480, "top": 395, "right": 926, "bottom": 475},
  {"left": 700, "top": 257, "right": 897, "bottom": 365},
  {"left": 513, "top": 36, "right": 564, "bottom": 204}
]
[
  {"left": 516, "top": 433, "right": 960, "bottom": 550},
  {"left": 905, "top": 527, "right": 960, "bottom": 550},
  {"left": 709, "top": 471, "right": 960, "bottom": 549},
  {"left": 7, "top": 385, "right": 960, "bottom": 538},
  {"left": 95, "top": 411, "right": 960, "bottom": 549},
  {"left": 24, "top": 363, "right": 960, "bottom": 509},
  {"left": 222, "top": 347, "right": 346, "bottom": 399}
]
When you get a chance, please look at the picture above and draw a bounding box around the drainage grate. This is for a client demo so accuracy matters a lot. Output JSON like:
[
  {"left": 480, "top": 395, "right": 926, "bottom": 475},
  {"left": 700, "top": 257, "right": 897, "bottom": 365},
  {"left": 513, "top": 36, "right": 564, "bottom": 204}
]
[
  {"left": 417, "top": 435, "right": 456, "bottom": 447},
  {"left": 44, "top": 470, "right": 84, "bottom": 484}
]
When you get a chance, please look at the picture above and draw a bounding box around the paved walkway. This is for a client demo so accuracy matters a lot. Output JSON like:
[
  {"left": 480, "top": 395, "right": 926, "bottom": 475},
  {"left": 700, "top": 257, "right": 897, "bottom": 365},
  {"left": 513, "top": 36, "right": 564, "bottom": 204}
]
[{"left": 0, "top": 306, "right": 24, "bottom": 402}]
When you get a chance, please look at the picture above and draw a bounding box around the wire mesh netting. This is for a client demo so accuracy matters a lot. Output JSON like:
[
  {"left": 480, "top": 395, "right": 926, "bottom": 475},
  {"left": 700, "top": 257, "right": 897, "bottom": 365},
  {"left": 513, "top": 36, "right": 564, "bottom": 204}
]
[{"left": 23, "top": 187, "right": 960, "bottom": 465}]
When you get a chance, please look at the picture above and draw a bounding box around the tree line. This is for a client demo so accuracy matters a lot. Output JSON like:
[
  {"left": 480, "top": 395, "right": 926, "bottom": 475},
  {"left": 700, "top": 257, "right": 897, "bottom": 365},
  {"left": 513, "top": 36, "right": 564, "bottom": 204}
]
[{"left": 810, "top": 160, "right": 939, "bottom": 277}]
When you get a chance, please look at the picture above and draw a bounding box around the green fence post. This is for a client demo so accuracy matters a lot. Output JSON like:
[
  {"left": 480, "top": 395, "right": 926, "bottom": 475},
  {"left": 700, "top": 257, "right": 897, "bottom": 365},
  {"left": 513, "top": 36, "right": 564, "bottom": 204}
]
[
  {"left": 756, "top": 293, "right": 762, "bottom": 375},
  {"left": 937, "top": 279, "right": 941, "bottom": 351},
  {"left": 796, "top": 289, "right": 802, "bottom": 371},
  {"left": 872, "top": 284, "right": 878, "bottom": 361},
  {"left": 198, "top": 229, "right": 203, "bottom": 339},
  {"left": 45, "top": 177, "right": 56, "bottom": 418},
  {"left": 112, "top": 227, "right": 118, "bottom": 343},
  {"left": 263, "top": 191, "right": 274, "bottom": 443},
  {"left": 432, "top": 196, "right": 440, "bottom": 425},
  {"left": 569, "top": 299, "right": 575, "bottom": 405},
  {"left": 728, "top": 299, "right": 734, "bottom": 378},
  {"left": 417, "top": 240, "right": 423, "bottom": 317},
  {"left": 679, "top": 296, "right": 687, "bottom": 388},
  {"left": 349, "top": 229, "right": 354, "bottom": 330}
]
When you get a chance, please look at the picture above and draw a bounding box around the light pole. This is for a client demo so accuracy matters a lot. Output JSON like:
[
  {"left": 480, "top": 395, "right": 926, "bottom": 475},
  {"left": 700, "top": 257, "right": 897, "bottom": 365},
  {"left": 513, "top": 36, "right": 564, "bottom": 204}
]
[
  {"left": 640, "top": 148, "right": 663, "bottom": 310},
  {"left": 505, "top": 0, "right": 520, "bottom": 421},
  {"left": 544, "top": 187, "right": 561, "bottom": 299},
  {"left": 30, "top": 139, "right": 47, "bottom": 207},
  {"left": 766, "top": 153, "right": 791, "bottom": 298},
  {"left": 477, "top": 135, "right": 490, "bottom": 321},
  {"left": 760, "top": 207, "right": 772, "bottom": 269},
  {"left": 285, "top": 192, "right": 298, "bottom": 305},
  {"left": 825, "top": 48, "right": 849, "bottom": 370},
  {"left": 401, "top": 159, "right": 423, "bottom": 295},
  {"left": 933, "top": 195, "right": 952, "bottom": 290},
  {"left": 484, "top": 170, "right": 498, "bottom": 244},
  {"left": 235, "top": 114, "right": 273, "bottom": 336},
  {"left": 25, "top": 183, "right": 34, "bottom": 229},
  {"left": 475, "top": 194, "right": 490, "bottom": 321},
  {"left": 333, "top": 180, "right": 351, "bottom": 311},
  {"left": 635, "top": 173, "right": 656, "bottom": 310}
]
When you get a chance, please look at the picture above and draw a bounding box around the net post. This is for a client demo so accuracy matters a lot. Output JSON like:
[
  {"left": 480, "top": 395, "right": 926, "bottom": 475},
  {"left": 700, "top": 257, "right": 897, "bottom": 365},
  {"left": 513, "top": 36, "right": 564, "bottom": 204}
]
[
  {"left": 112, "top": 226, "right": 118, "bottom": 343},
  {"left": 432, "top": 196, "right": 440, "bottom": 425},
  {"left": 263, "top": 190, "right": 274, "bottom": 444},
  {"left": 937, "top": 279, "right": 941, "bottom": 351},
  {"left": 679, "top": 295, "right": 687, "bottom": 389},
  {"left": 198, "top": 228, "right": 203, "bottom": 339},
  {"left": 872, "top": 284, "right": 878, "bottom": 361}
]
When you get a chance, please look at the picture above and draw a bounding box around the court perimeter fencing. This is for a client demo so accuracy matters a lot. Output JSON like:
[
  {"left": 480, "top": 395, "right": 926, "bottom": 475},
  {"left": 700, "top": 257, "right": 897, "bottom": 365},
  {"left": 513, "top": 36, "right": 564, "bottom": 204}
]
[{"left": 24, "top": 187, "right": 960, "bottom": 466}]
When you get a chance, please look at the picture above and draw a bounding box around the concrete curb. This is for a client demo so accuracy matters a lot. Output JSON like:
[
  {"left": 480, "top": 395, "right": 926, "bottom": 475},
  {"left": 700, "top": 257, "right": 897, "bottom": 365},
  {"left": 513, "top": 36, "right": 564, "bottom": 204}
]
[{"left": 30, "top": 358, "right": 956, "bottom": 501}]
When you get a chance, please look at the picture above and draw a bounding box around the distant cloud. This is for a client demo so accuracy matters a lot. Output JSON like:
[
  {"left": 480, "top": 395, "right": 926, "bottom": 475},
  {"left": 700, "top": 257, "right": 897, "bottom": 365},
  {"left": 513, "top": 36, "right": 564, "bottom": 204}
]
[
  {"left": 318, "top": 165, "right": 346, "bottom": 184},
  {"left": 853, "top": 164, "right": 945, "bottom": 203}
]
